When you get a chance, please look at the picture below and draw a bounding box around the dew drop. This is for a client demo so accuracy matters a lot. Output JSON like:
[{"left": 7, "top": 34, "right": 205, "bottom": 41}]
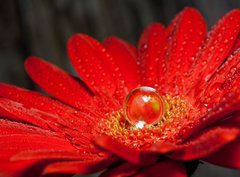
[
  {"left": 140, "top": 44, "right": 148, "bottom": 53},
  {"left": 123, "top": 86, "right": 165, "bottom": 128},
  {"left": 224, "top": 39, "right": 228, "bottom": 43},
  {"left": 208, "top": 82, "right": 222, "bottom": 96},
  {"left": 114, "top": 67, "right": 120, "bottom": 72}
]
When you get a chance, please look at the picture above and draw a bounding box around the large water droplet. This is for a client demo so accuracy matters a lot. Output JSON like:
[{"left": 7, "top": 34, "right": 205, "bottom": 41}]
[{"left": 123, "top": 86, "right": 165, "bottom": 128}]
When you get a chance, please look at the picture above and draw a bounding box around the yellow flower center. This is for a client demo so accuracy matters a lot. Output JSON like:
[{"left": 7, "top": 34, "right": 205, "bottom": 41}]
[{"left": 97, "top": 87, "right": 193, "bottom": 149}]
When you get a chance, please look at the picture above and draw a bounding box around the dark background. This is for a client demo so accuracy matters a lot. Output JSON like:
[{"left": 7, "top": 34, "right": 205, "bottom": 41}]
[{"left": 0, "top": 0, "right": 240, "bottom": 176}]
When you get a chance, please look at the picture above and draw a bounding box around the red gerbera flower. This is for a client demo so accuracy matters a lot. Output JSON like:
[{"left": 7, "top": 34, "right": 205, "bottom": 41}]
[{"left": 0, "top": 7, "right": 240, "bottom": 177}]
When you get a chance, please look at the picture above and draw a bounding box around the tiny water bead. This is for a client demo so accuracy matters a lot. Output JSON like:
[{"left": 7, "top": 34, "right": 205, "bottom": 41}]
[{"left": 123, "top": 86, "right": 165, "bottom": 128}]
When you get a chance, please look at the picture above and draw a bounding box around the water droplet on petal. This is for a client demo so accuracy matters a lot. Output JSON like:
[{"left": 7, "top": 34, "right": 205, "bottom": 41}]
[
  {"left": 123, "top": 86, "right": 165, "bottom": 128},
  {"left": 140, "top": 44, "right": 148, "bottom": 53}
]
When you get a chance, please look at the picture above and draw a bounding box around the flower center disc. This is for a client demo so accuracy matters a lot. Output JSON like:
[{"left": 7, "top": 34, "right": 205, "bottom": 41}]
[{"left": 123, "top": 86, "right": 165, "bottom": 128}]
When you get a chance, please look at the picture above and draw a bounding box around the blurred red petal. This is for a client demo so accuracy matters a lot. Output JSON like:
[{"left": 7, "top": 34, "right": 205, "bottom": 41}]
[
  {"left": 24, "top": 56, "right": 92, "bottom": 108},
  {"left": 169, "top": 127, "right": 239, "bottom": 161},
  {"left": 0, "top": 134, "right": 75, "bottom": 160},
  {"left": 216, "top": 113, "right": 240, "bottom": 128},
  {"left": 0, "top": 160, "right": 72, "bottom": 177},
  {"left": 134, "top": 160, "right": 186, "bottom": 177},
  {"left": 150, "top": 142, "right": 178, "bottom": 154},
  {"left": 231, "top": 36, "right": 240, "bottom": 53},
  {"left": 100, "top": 162, "right": 140, "bottom": 177},
  {"left": 68, "top": 34, "right": 117, "bottom": 95},
  {"left": 0, "top": 160, "right": 44, "bottom": 177},
  {"left": 94, "top": 135, "right": 157, "bottom": 165},
  {"left": 204, "top": 138, "right": 240, "bottom": 169},
  {"left": 12, "top": 149, "right": 96, "bottom": 161},
  {"left": 165, "top": 7, "right": 206, "bottom": 94},
  {"left": 43, "top": 157, "right": 117, "bottom": 175},
  {"left": 137, "top": 23, "right": 166, "bottom": 88}
]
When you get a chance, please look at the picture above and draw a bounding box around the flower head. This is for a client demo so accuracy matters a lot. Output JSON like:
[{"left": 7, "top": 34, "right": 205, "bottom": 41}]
[{"left": 0, "top": 7, "right": 240, "bottom": 177}]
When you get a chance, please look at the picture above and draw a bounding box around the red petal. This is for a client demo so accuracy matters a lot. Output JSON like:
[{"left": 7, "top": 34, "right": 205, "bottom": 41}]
[
  {"left": 24, "top": 56, "right": 92, "bottom": 108},
  {"left": 0, "top": 98, "right": 51, "bottom": 129},
  {"left": 231, "top": 35, "right": 240, "bottom": 53},
  {"left": 0, "top": 83, "right": 93, "bottom": 130},
  {"left": 169, "top": 127, "right": 239, "bottom": 161},
  {"left": 197, "top": 91, "right": 240, "bottom": 131},
  {"left": 150, "top": 142, "right": 178, "bottom": 154},
  {"left": 100, "top": 162, "right": 140, "bottom": 177},
  {"left": 0, "top": 132, "right": 83, "bottom": 177},
  {"left": 137, "top": 23, "right": 166, "bottom": 88},
  {"left": 165, "top": 7, "right": 206, "bottom": 94},
  {"left": 0, "top": 160, "right": 44, "bottom": 177},
  {"left": 134, "top": 160, "right": 186, "bottom": 177},
  {"left": 82, "top": 34, "right": 127, "bottom": 94},
  {"left": 0, "top": 119, "right": 61, "bottom": 137},
  {"left": 0, "top": 134, "right": 75, "bottom": 162},
  {"left": 0, "top": 160, "right": 71, "bottom": 177},
  {"left": 216, "top": 113, "right": 240, "bottom": 128},
  {"left": 94, "top": 135, "right": 157, "bottom": 165},
  {"left": 0, "top": 98, "right": 66, "bottom": 131},
  {"left": 198, "top": 49, "right": 240, "bottom": 109},
  {"left": 103, "top": 36, "right": 139, "bottom": 91},
  {"left": 43, "top": 157, "right": 117, "bottom": 175},
  {"left": 67, "top": 34, "right": 117, "bottom": 95},
  {"left": 204, "top": 138, "right": 240, "bottom": 169},
  {"left": 12, "top": 149, "right": 96, "bottom": 161},
  {"left": 188, "top": 9, "right": 240, "bottom": 94}
]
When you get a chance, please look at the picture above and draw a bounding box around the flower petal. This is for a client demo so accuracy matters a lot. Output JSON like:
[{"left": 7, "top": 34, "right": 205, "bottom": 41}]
[
  {"left": 43, "top": 157, "right": 117, "bottom": 175},
  {"left": 0, "top": 143, "right": 74, "bottom": 176},
  {"left": 0, "top": 160, "right": 46, "bottom": 177},
  {"left": 0, "top": 119, "right": 61, "bottom": 137},
  {"left": 199, "top": 49, "right": 240, "bottom": 109},
  {"left": 231, "top": 36, "right": 240, "bottom": 53},
  {"left": 103, "top": 36, "right": 139, "bottom": 95},
  {"left": 11, "top": 150, "right": 95, "bottom": 161},
  {"left": 169, "top": 127, "right": 239, "bottom": 161},
  {"left": 0, "top": 83, "right": 93, "bottom": 131},
  {"left": 0, "top": 97, "right": 68, "bottom": 131},
  {"left": 0, "top": 160, "right": 72, "bottom": 177},
  {"left": 134, "top": 160, "right": 187, "bottom": 177},
  {"left": 204, "top": 138, "right": 240, "bottom": 169},
  {"left": 94, "top": 135, "right": 158, "bottom": 165},
  {"left": 198, "top": 91, "right": 240, "bottom": 131},
  {"left": 165, "top": 7, "right": 206, "bottom": 94},
  {"left": 137, "top": 23, "right": 166, "bottom": 88},
  {"left": 216, "top": 113, "right": 240, "bottom": 128},
  {"left": 103, "top": 36, "right": 139, "bottom": 104},
  {"left": 68, "top": 34, "right": 118, "bottom": 95},
  {"left": 188, "top": 9, "right": 240, "bottom": 94},
  {"left": 0, "top": 98, "right": 53, "bottom": 129},
  {"left": 24, "top": 56, "right": 92, "bottom": 108},
  {"left": 150, "top": 142, "right": 179, "bottom": 154},
  {"left": 0, "top": 134, "right": 75, "bottom": 162},
  {"left": 99, "top": 162, "right": 140, "bottom": 177},
  {"left": 0, "top": 131, "right": 88, "bottom": 177}
]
